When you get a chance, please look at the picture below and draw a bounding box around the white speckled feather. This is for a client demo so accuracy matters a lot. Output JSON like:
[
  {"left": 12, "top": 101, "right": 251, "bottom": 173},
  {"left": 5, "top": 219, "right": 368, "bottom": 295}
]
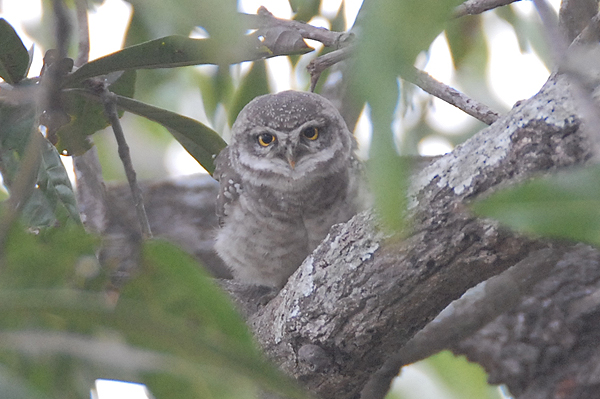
[{"left": 214, "top": 91, "right": 366, "bottom": 287}]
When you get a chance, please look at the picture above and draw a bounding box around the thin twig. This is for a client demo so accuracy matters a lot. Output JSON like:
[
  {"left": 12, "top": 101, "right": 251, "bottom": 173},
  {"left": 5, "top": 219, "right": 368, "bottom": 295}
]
[
  {"left": 102, "top": 91, "right": 153, "bottom": 240},
  {"left": 243, "top": 6, "right": 351, "bottom": 48},
  {"left": 72, "top": 0, "right": 108, "bottom": 234},
  {"left": 407, "top": 68, "right": 501, "bottom": 125},
  {"left": 51, "top": 0, "right": 71, "bottom": 59},
  {"left": 254, "top": 3, "right": 501, "bottom": 124},
  {"left": 307, "top": 46, "right": 354, "bottom": 92},
  {"left": 307, "top": 51, "right": 501, "bottom": 124},
  {"left": 453, "top": 0, "right": 521, "bottom": 18},
  {"left": 74, "top": 0, "right": 90, "bottom": 67}
]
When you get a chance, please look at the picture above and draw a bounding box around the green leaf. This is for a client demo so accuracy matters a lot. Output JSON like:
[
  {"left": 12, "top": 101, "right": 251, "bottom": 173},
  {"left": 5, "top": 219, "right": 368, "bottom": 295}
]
[
  {"left": 113, "top": 95, "right": 226, "bottom": 174},
  {"left": 125, "top": 241, "right": 258, "bottom": 356},
  {"left": 123, "top": 240, "right": 306, "bottom": 398},
  {"left": 446, "top": 16, "right": 488, "bottom": 70},
  {"left": 124, "top": 0, "right": 243, "bottom": 46},
  {"left": 472, "top": 166, "right": 600, "bottom": 246},
  {"left": 0, "top": 96, "right": 80, "bottom": 227},
  {"left": 64, "top": 35, "right": 270, "bottom": 87},
  {"left": 228, "top": 60, "right": 270, "bottom": 126},
  {"left": 291, "top": 0, "right": 322, "bottom": 22},
  {"left": 1, "top": 223, "right": 99, "bottom": 290},
  {"left": 0, "top": 19, "right": 30, "bottom": 84},
  {"left": 0, "top": 94, "right": 37, "bottom": 154},
  {"left": 56, "top": 70, "right": 136, "bottom": 155},
  {"left": 426, "top": 351, "right": 503, "bottom": 399},
  {"left": 0, "top": 234, "right": 306, "bottom": 398},
  {"left": 35, "top": 138, "right": 81, "bottom": 225},
  {"left": 350, "top": 0, "right": 462, "bottom": 233},
  {"left": 330, "top": 0, "right": 347, "bottom": 32},
  {"left": 196, "top": 65, "right": 234, "bottom": 125},
  {"left": 0, "top": 365, "right": 52, "bottom": 399}
]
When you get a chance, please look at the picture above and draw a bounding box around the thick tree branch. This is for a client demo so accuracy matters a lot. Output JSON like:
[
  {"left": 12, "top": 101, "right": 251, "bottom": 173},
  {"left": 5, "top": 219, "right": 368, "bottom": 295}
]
[
  {"left": 360, "top": 247, "right": 562, "bottom": 399},
  {"left": 246, "top": 73, "right": 589, "bottom": 399},
  {"left": 454, "top": 244, "right": 600, "bottom": 398},
  {"left": 535, "top": 0, "right": 600, "bottom": 161},
  {"left": 104, "top": 73, "right": 595, "bottom": 398}
]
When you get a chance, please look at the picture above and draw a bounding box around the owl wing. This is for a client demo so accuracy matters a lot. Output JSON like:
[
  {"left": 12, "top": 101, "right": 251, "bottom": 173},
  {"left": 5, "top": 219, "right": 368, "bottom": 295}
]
[{"left": 214, "top": 147, "right": 243, "bottom": 226}]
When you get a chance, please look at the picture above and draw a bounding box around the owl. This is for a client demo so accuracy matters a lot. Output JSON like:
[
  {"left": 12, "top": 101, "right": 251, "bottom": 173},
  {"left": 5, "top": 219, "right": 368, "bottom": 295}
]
[{"left": 214, "top": 91, "right": 365, "bottom": 288}]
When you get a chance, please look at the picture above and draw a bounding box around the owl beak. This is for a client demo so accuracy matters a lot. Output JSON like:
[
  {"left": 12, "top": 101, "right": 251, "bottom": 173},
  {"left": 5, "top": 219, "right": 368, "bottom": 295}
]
[
  {"left": 287, "top": 154, "right": 296, "bottom": 169},
  {"left": 286, "top": 147, "right": 296, "bottom": 169}
]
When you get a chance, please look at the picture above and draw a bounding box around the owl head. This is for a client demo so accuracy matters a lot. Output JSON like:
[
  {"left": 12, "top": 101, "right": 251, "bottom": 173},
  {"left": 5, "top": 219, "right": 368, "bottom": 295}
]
[{"left": 228, "top": 91, "right": 356, "bottom": 182}]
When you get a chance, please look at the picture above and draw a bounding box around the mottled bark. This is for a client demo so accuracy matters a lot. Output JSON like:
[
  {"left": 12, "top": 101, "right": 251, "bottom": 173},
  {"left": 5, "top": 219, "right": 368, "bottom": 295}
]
[{"left": 106, "top": 73, "right": 600, "bottom": 399}]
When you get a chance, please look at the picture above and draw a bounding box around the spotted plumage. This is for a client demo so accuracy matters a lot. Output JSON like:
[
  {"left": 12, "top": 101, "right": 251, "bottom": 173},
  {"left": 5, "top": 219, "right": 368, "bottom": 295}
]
[{"left": 214, "top": 90, "right": 365, "bottom": 287}]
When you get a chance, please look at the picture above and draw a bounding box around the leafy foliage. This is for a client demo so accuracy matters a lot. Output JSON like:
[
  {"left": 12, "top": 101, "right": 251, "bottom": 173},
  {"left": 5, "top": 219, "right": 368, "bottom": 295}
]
[
  {"left": 112, "top": 95, "right": 226, "bottom": 174},
  {"left": 0, "top": 0, "right": 584, "bottom": 398},
  {"left": 473, "top": 166, "right": 600, "bottom": 246},
  {"left": 57, "top": 70, "right": 137, "bottom": 155},
  {"left": 64, "top": 35, "right": 270, "bottom": 86},
  {"left": 0, "top": 91, "right": 80, "bottom": 228},
  {"left": 351, "top": 0, "right": 462, "bottom": 232},
  {"left": 0, "top": 18, "right": 31, "bottom": 84},
  {"left": 0, "top": 224, "right": 305, "bottom": 399}
]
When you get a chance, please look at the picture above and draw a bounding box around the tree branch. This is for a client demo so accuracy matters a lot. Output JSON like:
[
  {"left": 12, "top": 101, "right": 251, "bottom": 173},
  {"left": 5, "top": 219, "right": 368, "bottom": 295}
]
[
  {"left": 307, "top": 46, "right": 354, "bottom": 92},
  {"left": 74, "top": 0, "right": 90, "bottom": 68},
  {"left": 558, "top": 0, "right": 599, "bottom": 43},
  {"left": 70, "top": 0, "right": 109, "bottom": 235},
  {"left": 102, "top": 91, "right": 152, "bottom": 240},
  {"left": 406, "top": 68, "right": 500, "bottom": 125},
  {"left": 244, "top": 6, "right": 352, "bottom": 49},
  {"left": 453, "top": 0, "right": 521, "bottom": 18},
  {"left": 360, "top": 247, "right": 562, "bottom": 399},
  {"left": 244, "top": 73, "right": 589, "bottom": 399},
  {"left": 454, "top": 243, "right": 600, "bottom": 397},
  {"left": 245, "top": 7, "right": 500, "bottom": 126},
  {"left": 101, "top": 72, "right": 595, "bottom": 398}
]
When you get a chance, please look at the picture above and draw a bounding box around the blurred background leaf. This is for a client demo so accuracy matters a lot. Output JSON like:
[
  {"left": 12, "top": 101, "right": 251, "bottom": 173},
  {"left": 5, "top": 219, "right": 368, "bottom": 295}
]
[
  {"left": 113, "top": 94, "right": 226, "bottom": 174},
  {"left": 350, "top": 0, "right": 462, "bottom": 232},
  {"left": 64, "top": 35, "right": 268, "bottom": 85},
  {"left": 472, "top": 166, "right": 600, "bottom": 246},
  {"left": 0, "top": 0, "right": 564, "bottom": 397},
  {"left": 57, "top": 69, "right": 137, "bottom": 155},
  {"left": 0, "top": 18, "right": 30, "bottom": 84},
  {"left": 227, "top": 60, "right": 270, "bottom": 126},
  {"left": 0, "top": 227, "right": 306, "bottom": 399}
]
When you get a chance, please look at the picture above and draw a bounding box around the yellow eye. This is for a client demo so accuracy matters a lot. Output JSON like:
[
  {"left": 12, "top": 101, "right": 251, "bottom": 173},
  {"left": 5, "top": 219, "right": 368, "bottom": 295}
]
[
  {"left": 302, "top": 126, "right": 319, "bottom": 140},
  {"left": 257, "top": 133, "right": 276, "bottom": 147}
]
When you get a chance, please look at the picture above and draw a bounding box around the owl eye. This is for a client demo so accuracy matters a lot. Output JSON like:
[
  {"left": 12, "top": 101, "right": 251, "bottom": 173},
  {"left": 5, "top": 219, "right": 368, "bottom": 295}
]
[
  {"left": 302, "top": 126, "right": 319, "bottom": 140},
  {"left": 257, "top": 133, "right": 276, "bottom": 147}
]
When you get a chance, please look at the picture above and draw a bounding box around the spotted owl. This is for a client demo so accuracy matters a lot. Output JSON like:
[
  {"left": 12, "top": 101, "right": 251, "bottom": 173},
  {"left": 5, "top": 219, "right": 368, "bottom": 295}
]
[{"left": 214, "top": 90, "right": 365, "bottom": 288}]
